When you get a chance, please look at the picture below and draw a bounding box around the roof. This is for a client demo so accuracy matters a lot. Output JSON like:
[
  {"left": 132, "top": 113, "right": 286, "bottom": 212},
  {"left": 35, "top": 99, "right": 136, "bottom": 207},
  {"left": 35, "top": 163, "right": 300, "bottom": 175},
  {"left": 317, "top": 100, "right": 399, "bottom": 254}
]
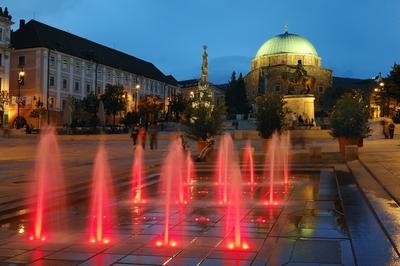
[
  {"left": 165, "top": 75, "right": 178, "bottom": 86},
  {"left": 11, "top": 20, "right": 170, "bottom": 84},
  {"left": 178, "top": 79, "right": 199, "bottom": 87},
  {"left": 256, "top": 32, "right": 318, "bottom": 58}
]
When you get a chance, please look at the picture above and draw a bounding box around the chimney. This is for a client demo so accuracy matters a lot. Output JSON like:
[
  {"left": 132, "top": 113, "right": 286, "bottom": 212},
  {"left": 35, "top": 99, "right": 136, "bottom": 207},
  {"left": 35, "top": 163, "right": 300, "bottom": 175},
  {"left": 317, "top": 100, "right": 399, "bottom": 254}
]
[{"left": 19, "top": 19, "right": 25, "bottom": 29}]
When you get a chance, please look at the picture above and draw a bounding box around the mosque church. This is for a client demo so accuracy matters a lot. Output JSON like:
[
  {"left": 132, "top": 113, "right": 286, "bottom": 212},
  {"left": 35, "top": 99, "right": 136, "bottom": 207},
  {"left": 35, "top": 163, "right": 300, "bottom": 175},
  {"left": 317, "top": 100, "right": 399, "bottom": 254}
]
[{"left": 245, "top": 27, "right": 333, "bottom": 123}]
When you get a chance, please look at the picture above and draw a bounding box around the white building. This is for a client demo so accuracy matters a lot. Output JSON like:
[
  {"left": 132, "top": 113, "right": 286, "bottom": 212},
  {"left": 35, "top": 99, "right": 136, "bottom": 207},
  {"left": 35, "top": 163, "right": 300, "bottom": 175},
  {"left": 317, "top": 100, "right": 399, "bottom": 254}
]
[{"left": 9, "top": 19, "right": 179, "bottom": 126}]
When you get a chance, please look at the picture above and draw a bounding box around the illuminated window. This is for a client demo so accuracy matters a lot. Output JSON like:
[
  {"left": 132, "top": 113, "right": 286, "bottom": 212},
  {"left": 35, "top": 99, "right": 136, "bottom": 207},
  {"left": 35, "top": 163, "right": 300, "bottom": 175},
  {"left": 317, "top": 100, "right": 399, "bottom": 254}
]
[{"left": 62, "top": 58, "right": 68, "bottom": 70}]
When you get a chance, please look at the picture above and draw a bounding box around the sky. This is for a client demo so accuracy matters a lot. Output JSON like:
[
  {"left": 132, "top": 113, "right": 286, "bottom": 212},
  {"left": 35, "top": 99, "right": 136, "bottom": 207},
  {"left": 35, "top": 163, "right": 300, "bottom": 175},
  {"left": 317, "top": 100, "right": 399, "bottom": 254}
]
[{"left": 4, "top": 0, "right": 400, "bottom": 83}]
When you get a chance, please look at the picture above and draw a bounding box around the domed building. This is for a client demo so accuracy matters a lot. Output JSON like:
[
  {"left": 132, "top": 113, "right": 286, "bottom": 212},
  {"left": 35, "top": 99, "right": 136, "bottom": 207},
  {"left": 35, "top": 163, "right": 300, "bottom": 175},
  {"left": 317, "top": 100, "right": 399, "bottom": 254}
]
[{"left": 245, "top": 28, "right": 332, "bottom": 104}]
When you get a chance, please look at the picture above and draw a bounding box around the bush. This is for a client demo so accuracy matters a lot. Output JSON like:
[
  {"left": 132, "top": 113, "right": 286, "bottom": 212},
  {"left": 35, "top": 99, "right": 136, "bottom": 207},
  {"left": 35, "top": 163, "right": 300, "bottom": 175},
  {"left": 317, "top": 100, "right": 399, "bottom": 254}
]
[
  {"left": 329, "top": 92, "right": 370, "bottom": 138},
  {"left": 255, "top": 93, "right": 287, "bottom": 139}
]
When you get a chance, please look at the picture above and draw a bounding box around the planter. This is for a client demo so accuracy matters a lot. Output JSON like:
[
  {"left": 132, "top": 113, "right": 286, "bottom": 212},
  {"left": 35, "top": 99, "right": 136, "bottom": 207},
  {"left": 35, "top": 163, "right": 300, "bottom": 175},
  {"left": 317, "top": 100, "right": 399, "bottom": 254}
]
[
  {"left": 338, "top": 137, "right": 361, "bottom": 153},
  {"left": 197, "top": 141, "right": 208, "bottom": 154}
]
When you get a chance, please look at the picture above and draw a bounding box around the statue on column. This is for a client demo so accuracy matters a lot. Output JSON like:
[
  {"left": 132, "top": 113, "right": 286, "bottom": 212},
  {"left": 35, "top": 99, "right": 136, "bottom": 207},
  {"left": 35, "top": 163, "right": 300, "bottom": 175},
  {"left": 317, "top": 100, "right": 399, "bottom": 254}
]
[{"left": 200, "top": 45, "right": 208, "bottom": 86}]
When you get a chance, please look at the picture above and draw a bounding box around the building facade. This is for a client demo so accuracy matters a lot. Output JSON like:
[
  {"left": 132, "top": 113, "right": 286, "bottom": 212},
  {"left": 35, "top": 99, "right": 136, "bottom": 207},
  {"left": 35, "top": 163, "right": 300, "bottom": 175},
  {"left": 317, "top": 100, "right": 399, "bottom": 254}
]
[
  {"left": 245, "top": 29, "right": 332, "bottom": 103},
  {"left": 0, "top": 8, "right": 12, "bottom": 127},
  {"left": 8, "top": 19, "right": 179, "bottom": 127}
]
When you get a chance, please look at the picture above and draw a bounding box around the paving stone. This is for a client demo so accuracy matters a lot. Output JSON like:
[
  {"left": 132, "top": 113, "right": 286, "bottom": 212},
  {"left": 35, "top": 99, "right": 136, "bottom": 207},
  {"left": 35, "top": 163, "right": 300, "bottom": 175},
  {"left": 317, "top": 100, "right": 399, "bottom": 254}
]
[
  {"left": 4, "top": 250, "right": 52, "bottom": 264},
  {"left": 45, "top": 251, "right": 95, "bottom": 261},
  {"left": 29, "top": 259, "right": 80, "bottom": 266},
  {"left": 118, "top": 255, "right": 171, "bottom": 265},
  {"left": 291, "top": 240, "right": 341, "bottom": 264},
  {"left": 165, "top": 257, "right": 202, "bottom": 266},
  {"left": 78, "top": 254, "right": 125, "bottom": 265},
  {"left": 200, "top": 258, "right": 251, "bottom": 266}
]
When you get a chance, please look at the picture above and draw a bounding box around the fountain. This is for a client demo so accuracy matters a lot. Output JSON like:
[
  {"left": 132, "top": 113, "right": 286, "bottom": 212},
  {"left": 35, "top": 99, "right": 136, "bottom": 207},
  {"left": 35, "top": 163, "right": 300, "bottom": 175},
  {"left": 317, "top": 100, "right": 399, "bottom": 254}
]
[
  {"left": 157, "top": 137, "right": 187, "bottom": 247},
  {"left": 88, "top": 144, "right": 114, "bottom": 244},
  {"left": 242, "top": 140, "right": 255, "bottom": 186},
  {"left": 222, "top": 135, "right": 248, "bottom": 250},
  {"left": 215, "top": 134, "right": 234, "bottom": 204},
  {"left": 131, "top": 144, "right": 146, "bottom": 204},
  {"left": 265, "top": 133, "right": 278, "bottom": 206},
  {"left": 29, "top": 127, "right": 66, "bottom": 241},
  {"left": 281, "top": 131, "right": 291, "bottom": 185}
]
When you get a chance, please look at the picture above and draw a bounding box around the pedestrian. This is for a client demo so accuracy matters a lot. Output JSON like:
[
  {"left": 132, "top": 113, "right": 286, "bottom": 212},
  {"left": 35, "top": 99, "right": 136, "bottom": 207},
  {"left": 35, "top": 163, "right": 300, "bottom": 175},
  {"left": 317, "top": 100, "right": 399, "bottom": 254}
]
[
  {"left": 131, "top": 124, "right": 139, "bottom": 145},
  {"left": 389, "top": 122, "right": 395, "bottom": 139},
  {"left": 149, "top": 123, "right": 158, "bottom": 150},
  {"left": 139, "top": 126, "right": 147, "bottom": 149}
]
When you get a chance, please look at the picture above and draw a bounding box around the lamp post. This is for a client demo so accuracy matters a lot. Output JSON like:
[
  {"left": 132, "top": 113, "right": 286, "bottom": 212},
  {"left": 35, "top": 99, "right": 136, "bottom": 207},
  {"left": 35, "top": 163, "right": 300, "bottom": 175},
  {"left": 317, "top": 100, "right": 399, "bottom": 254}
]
[
  {"left": 135, "top": 84, "right": 140, "bottom": 112},
  {"left": 17, "top": 69, "right": 25, "bottom": 129}
]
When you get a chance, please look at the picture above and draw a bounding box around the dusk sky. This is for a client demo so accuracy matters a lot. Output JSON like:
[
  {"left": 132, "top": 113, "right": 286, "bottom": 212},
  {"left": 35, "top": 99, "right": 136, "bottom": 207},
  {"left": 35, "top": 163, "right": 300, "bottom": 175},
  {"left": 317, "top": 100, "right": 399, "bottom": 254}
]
[{"left": 4, "top": 0, "right": 400, "bottom": 83}]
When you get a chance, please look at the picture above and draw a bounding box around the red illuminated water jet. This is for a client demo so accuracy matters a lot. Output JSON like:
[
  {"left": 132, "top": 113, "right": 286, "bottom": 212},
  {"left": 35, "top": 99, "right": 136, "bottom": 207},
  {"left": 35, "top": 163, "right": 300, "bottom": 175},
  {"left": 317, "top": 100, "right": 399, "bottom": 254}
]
[
  {"left": 281, "top": 131, "right": 291, "bottom": 185},
  {"left": 131, "top": 143, "right": 146, "bottom": 204},
  {"left": 225, "top": 138, "right": 249, "bottom": 250},
  {"left": 242, "top": 140, "right": 255, "bottom": 186},
  {"left": 29, "top": 127, "right": 66, "bottom": 241},
  {"left": 157, "top": 137, "right": 188, "bottom": 247},
  {"left": 88, "top": 144, "right": 114, "bottom": 244},
  {"left": 215, "top": 134, "right": 234, "bottom": 204},
  {"left": 264, "top": 133, "right": 278, "bottom": 206}
]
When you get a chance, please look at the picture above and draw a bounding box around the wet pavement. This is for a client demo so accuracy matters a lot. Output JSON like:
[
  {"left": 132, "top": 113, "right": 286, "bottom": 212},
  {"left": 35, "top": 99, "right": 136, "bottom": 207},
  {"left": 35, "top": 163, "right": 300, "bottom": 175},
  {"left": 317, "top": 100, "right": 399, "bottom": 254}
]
[
  {"left": 0, "top": 165, "right": 359, "bottom": 266},
  {"left": 1, "top": 136, "right": 400, "bottom": 265}
]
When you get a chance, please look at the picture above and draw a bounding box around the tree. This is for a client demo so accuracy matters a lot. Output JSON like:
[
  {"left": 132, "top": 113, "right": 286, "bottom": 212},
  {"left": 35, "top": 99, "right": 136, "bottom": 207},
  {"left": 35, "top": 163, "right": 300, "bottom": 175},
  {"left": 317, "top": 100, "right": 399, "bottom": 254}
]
[
  {"left": 183, "top": 87, "right": 225, "bottom": 141},
  {"left": 82, "top": 92, "right": 99, "bottom": 128},
  {"left": 225, "top": 71, "right": 250, "bottom": 116},
  {"left": 100, "top": 84, "right": 127, "bottom": 125},
  {"left": 385, "top": 63, "right": 400, "bottom": 101},
  {"left": 168, "top": 94, "right": 188, "bottom": 121},
  {"left": 138, "top": 96, "right": 163, "bottom": 125},
  {"left": 255, "top": 92, "right": 288, "bottom": 139},
  {"left": 329, "top": 91, "right": 370, "bottom": 139}
]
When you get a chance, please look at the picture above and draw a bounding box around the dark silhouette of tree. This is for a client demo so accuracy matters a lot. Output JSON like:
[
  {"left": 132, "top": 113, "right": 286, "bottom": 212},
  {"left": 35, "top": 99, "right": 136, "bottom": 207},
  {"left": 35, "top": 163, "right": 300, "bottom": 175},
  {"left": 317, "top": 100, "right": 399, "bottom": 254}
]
[
  {"left": 225, "top": 71, "right": 250, "bottom": 116},
  {"left": 100, "top": 84, "right": 127, "bottom": 125}
]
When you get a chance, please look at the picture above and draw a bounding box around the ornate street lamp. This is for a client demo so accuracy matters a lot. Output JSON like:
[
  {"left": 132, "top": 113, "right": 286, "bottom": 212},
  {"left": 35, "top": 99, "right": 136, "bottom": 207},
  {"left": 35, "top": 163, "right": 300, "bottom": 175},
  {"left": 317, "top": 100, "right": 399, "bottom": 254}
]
[{"left": 16, "top": 69, "right": 25, "bottom": 129}]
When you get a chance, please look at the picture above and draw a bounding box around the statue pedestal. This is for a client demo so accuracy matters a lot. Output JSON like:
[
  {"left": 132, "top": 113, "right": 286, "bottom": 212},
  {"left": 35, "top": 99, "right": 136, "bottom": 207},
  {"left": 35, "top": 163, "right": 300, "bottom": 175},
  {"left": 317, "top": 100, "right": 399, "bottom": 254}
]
[{"left": 284, "top": 94, "right": 315, "bottom": 125}]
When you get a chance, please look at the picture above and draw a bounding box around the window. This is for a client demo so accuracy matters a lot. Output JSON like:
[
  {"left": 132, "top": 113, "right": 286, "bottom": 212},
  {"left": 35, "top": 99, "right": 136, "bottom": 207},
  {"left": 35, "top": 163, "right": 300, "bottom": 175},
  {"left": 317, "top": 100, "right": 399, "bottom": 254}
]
[
  {"left": 49, "top": 97, "right": 55, "bottom": 109},
  {"left": 49, "top": 76, "right": 55, "bottom": 87},
  {"left": 62, "top": 79, "right": 68, "bottom": 89},
  {"left": 107, "top": 70, "right": 112, "bottom": 80},
  {"left": 275, "top": 84, "right": 281, "bottom": 92},
  {"left": 0, "top": 53, "right": 2, "bottom": 66},
  {"left": 0, "top": 77, "right": 2, "bottom": 90},
  {"left": 0, "top": 28, "right": 3, "bottom": 41},
  {"left": 86, "top": 83, "right": 91, "bottom": 93},
  {"left": 97, "top": 69, "right": 102, "bottom": 76},
  {"left": 50, "top": 56, "right": 55, "bottom": 67},
  {"left": 318, "top": 86, "right": 324, "bottom": 93},
  {"left": 75, "top": 62, "right": 80, "bottom": 73},
  {"left": 62, "top": 99, "right": 67, "bottom": 111},
  {"left": 74, "top": 81, "right": 80, "bottom": 92},
  {"left": 86, "top": 64, "right": 91, "bottom": 73},
  {"left": 62, "top": 59, "right": 68, "bottom": 70},
  {"left": 18, "top": 56, "right": 25, "bottom": 66}
]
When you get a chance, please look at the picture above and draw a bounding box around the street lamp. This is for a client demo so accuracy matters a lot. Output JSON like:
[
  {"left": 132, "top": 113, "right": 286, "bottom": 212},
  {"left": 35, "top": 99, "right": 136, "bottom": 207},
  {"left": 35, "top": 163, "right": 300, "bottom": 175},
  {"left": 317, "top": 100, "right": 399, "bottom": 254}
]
[
  {"left": 16, "top": 70, "right": 25, "bottom": 129},
  {"left": 135, "top": 83, "right": 140, "bottom": 112}
]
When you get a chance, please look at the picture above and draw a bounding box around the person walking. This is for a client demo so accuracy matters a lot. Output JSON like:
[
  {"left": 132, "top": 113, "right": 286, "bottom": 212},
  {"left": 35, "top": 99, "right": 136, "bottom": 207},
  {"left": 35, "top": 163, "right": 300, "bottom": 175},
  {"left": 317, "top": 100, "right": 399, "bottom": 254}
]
[
  {"left": 131, "top": 124, "right": 139, "bottom": 145},
  {"left": 149, "top": 123, "right": 158, "bottom": 150},
  {"left": 139, "top": 126, "right": 147, "bottom": 149}
]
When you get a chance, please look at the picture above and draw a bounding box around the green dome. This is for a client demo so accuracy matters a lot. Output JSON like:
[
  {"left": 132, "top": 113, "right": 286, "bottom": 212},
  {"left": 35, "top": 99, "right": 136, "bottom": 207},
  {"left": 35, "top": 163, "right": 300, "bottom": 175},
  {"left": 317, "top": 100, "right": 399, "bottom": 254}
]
[{"left": 256, "top": 32, "right": 318, "bottom": 57}]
